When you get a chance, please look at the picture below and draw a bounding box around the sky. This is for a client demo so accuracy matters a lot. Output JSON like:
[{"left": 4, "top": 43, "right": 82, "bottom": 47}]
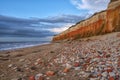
[{"left": 0, "top": 0, "right": 110, "bottom": 42}]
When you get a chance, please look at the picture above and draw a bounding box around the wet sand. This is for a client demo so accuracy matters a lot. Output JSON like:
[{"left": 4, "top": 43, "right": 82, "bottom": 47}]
[{"left": 0, "top": 32, "right": 120, "bottom": 80}]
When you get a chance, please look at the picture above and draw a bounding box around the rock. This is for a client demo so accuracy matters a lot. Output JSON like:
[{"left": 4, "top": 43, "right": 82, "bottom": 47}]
[
  {"left": 19, "top": 59, "right": 25, "bottom": 62},
  {"left": 74, "top": 67, "right": 81, "bottom": 70},
  {"left": 84, "top": 72, "right": 91, "bottom": 78},
  {"left": 46, "top": 71, "right": 55, "bottom": 76},
  {"left": 100, "top": 77, "right": 107, "bottom": 80},
  {"left": 11, "top": 77, "right": 25, "bottom": 80},
  {"left": 29, "top": 76, "right": 35, "bottom": 80},
  {"left": 8, "top": 64, "right": 13, "bottom": 68},
  {"left": 106, "top": 68, "right": 113, "bottom": 73},
  {"left": 16, "top": 67, "right": 23, "bottom": 72},
  {"left": 46, "top": 77, "right": 50, "bottom": 80},
  {"left": 63, "top": 68, "right": 69, "bottom": 73},
  {"left": 109, "top": 72, "right": 115, "bottom": 77},
  {"left": 102, "top": 72, "right": 108, "bottom": 77},
  {"left": 74, "top": 62, "right": 80, "bottom": 67},
  {"left": 106, "top": 54, "right": 111, "bottom": 58},
  {"left": 30, "top": 66, "right": 37, "bottom": 70},
  {"left": 35, "top": 73, "right": 44, "bottom": 80},
  {"left": 97, "top": 51, "right": 103, "bottom": 55},
  {"left": 89, "top": 78, "right": 98, "bottom": 80},
  {"left": 109, "top": 76, "right": 114, "bottom": 80},
  {"left": 66, "top": 63, "right": 72, "bottom": 69}
]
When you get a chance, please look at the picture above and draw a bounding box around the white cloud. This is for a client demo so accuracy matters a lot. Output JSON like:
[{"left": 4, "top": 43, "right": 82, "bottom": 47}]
[
  {"left": 71, "top": 0, "right": 110, "bottom": 13},
  {"left": 48, "top": 23, "right": 74, "bottom": 33}
]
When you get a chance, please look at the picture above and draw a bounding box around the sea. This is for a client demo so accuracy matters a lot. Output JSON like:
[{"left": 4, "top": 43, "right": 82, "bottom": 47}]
[{"left": 0, "top": 41, "right": 49, "bottom": 51}]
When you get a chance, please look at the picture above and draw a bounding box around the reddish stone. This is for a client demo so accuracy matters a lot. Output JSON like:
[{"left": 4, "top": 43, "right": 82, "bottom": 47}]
[
  {"left": 38, "top": 76, "right": 44, "bottom": 80},
  {"left": 29, "top": 76, "right": 35, "bottom": 80},
  {"left": 97, "top": 73, "right": 102, "bottom": 77},
  {"left": 96, "top": 55, "right": 101, "bottom": 58},
  {"left": 106, "top": 68, "right": 113, "bottom": 72},
  {"left": 46, "top": 71, "right": 55, "bottom": 76},
  {"left": 86, "top": 58, "right": 91, "bottom": 63},
  {"left": 74, "top": 62, "right": 80, "bottom": 67},
  {"left": 63, "top": 68, "right": 69, "bottom": 73},
  {"left": 109, "top": 77, "right": 115, "bottom": 80}
]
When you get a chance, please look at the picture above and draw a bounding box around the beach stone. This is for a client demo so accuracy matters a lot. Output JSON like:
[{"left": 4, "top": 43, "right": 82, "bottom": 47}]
[
  {"left": 11, "top": 77, "right": 25, "bottom": 80},
  {"left": 109, "top": 72, "right": 115, "bottom": 77},
  {"left": 74, "top": 62, "right": 80, "bottom": 67},
  {"left": 66, "top": 63, "right": 72, "bottom": 69},
  {"left": 46, "top": 71, "right": 55, "bottom": 76},
  {"left": 30, "top": 66, "right": 37, "bottom": 70},
  {"left": 46, "top": 77, "right": 50, "bottom": 80},
  {"left": 100, "top": 77, "right": 107, "bottom": 80},
  {"left": 19, "top": 59, "right": 25, "bottom": 62},
  {"left": 74, "top": 67, "right": 81, "bottom": 70},
  {"left": 106, "top": 54, "right": 111, "bottom": 58},
  {"left": 29, "top": 76, "right": 35, "bottom": 80},
  {"left": 8, "top": 64, "right": 13, "bottom": 68},
  {"left": 109, "top": 77, "right": 114, "bottom": 80},
  {"left": 11, "top": 78, "right": 22, "bottom": 80},
  {"left": 102, "top": 72, "right": 108, "bottom": 77},
  {"left": 63, "top": 68, "right": 69, "bottom": 73},
  {"left": 16, "top": 67, "right": 23, "bottom": 72},
  {"left": 89, "top": 78, "right": 98, "bottom": 80},
  {"left": 35, "top": 73, "right": 44, "bottom": 80}
]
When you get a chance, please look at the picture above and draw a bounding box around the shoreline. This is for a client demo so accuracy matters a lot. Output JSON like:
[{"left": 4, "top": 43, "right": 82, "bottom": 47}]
[
  {"left": 0, "top": 32, "right": 120, "bottom": 80},
  {"left": 0, "top": 42, "right": 50, "bottom": 52}
]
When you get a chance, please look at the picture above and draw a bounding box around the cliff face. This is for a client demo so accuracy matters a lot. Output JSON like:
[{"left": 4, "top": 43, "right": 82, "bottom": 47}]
[{"left": 52, "top": 0, "right": 120, "bottom": 41}]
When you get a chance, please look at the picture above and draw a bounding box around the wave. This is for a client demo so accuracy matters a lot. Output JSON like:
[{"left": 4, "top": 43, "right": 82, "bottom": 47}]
[{"left": 0, "top": 41, "right": 49, "bottom": 51}]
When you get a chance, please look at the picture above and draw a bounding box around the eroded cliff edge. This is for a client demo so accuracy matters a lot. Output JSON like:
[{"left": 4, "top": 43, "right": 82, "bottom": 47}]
[{"left": 52, "top": 0, "right": 120, "bottom": 42}]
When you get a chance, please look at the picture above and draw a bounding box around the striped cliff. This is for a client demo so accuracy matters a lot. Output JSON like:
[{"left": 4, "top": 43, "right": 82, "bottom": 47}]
[{"left": 52, "top": 0, "right": 120, "bottom": 42}]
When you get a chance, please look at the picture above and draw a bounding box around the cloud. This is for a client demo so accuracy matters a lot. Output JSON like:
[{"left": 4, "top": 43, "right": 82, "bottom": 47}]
[
  {"left": 71, "top": 0, "right": 110, "bottom": 13},
  {"left": 48, "top": 23, "right": 74, "bottom": 33},
  {"left": 0, "top": 14, "right": 86, "bottom": 41},
  {"left": 32, "top": 14, "right": 86, "bottom": 23}
]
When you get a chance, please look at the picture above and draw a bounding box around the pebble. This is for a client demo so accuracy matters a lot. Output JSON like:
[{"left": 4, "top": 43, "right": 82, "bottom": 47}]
[
  {"left": 8, "top": 64, "right": 13, "bottom": 68},
  {"left": 19, "top": 59, "right": 25, "bottom": 62},
  {"left": 35, "top": 73, "right": 44, "bottom": 80},
  {"left": 109, "top": 72, "right": 115, "bottom": 77},
  {"left": 74, "top": 67, "right": 81, "bottom": 70},
  {"left": 29, "top": 76, "right": 35, "bottom": 80},
  {"left": 46, "top": 71, "right": 55, "bottom": 76},
  {"left": 109, "top": 77, "right": 114, "bottom": 80},
  {"left": 74, "top": 62, "right": 80, "bottom": 67},
  {"left": 66, "top": 63, "right": 72, "bottom": 69},
  {"left": 101, "top": 72, "right": 108, "bottom": 77},
  {"left": 63, "top": 68, "right": 69, "bottom": 73}
]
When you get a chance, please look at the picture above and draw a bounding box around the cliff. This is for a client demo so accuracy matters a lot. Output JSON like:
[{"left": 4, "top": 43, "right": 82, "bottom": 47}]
[{"left": 52, "top": 0, "right": 120, "bottom": 41}]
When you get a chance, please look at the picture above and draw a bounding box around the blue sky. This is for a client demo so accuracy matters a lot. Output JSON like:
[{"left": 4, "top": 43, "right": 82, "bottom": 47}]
[
  {"left": 0, "top": 0, "right": 110, "bottom": 42},
  {"left": 0, "top": 0, "right": 85, "bottom": 18}
]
